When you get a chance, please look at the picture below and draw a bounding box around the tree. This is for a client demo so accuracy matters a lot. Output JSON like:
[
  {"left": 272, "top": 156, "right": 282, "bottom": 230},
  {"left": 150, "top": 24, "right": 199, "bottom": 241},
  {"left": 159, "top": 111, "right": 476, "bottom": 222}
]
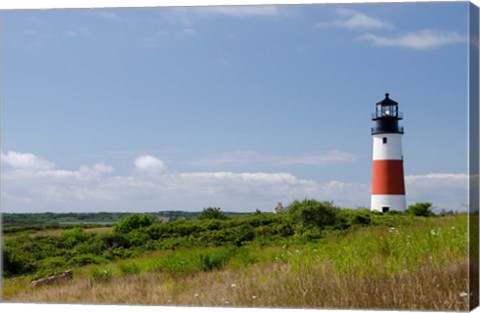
[
  {"left": 199, "top": 207, "right": 227, "bottom": 220},
  {"left": 406, "top": 202, "right": 435, "bottom": 217},
  {"left": 113, "top": 214, "right": 154, "bottom": 234}
]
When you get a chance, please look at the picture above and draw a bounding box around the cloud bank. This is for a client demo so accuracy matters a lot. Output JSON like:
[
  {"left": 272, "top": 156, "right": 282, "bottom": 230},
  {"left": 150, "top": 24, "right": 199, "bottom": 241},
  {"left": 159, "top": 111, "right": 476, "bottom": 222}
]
[{"left": 1, "top": 151, "right": 468, "bottom": 213}]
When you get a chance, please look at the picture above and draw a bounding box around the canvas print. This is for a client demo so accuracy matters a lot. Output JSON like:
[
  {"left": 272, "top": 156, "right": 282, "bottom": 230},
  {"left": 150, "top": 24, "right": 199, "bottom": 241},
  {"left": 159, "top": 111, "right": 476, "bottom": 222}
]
[{"left": 1, "top": 1, "right": 479, "bottom": 311}]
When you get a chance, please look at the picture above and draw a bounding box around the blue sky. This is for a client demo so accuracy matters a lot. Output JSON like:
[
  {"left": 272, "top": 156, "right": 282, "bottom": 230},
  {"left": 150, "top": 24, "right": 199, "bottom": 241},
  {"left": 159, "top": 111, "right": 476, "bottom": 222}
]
[{"left": 1, "top": 2, "right": 472, "bottom": 213}]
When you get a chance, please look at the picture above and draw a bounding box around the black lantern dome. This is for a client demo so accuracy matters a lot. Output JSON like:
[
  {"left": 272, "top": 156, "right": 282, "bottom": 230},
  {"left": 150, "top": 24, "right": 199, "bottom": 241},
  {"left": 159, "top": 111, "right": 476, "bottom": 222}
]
[{"left": 371, "top": 93, "right": 404, "bottom": 135}]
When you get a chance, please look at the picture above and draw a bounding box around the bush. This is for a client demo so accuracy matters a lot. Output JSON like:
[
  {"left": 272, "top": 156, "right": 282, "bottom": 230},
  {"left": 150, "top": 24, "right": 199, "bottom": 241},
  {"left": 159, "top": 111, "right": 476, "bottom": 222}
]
[
  {"left": 288, "top": 199, "right": 341, "bottom": 229},
  {"left": 119, "top": 262, "right": 141, "bottom": 276},
  {"left": 199, "top": 247, "right": 236, "bottom": 271},
  {"left": 2, "top": 245, "right": 37, "bottom": 277},
  {"left": 199, "top": 207, "right": 227, "bottom": 220},
  {"left": 90, "top": 233, "right": 130, "bottom": 253},
  {"left": 232, "top": 225, "right": 255, "bottom": 246},
  {"left": 38, "top": 256, "right": 67, "bottom": 270},
  {"left": 68, "top": 253, "right": 105, "bottom": 266},
  {"left": 339, "top": 209, "right": 371, "bottom": 227},
  {"left": 113, "top": 214, "right": 154, "bottom": 234},
  {"left": 406, "top": 202, "right": 435, "bottom": 217},
  {"left": 89, "top": 268, "right": 113, "bottom": 282},
  {"left": 60, "top": 228, "right": 91, "bottom": 248}
]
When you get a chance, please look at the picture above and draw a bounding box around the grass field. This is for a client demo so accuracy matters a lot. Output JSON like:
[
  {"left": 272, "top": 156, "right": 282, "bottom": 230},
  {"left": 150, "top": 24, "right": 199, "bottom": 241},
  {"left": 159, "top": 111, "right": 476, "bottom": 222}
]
[{"left": 3, "top": 214, "right": 469, "bottom": 310}]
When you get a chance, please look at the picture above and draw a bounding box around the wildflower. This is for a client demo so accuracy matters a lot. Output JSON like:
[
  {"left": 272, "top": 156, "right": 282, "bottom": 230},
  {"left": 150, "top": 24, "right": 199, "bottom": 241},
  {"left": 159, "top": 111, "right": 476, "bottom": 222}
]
[
  {"left": 459, "top": 292, "right": 468, "bottom": 297},
  {"left": 389, "top": 227, "right": 399, "bottom": 235},
  {"left": 430, "top": 229, "right": 437, "bottom": 236},
  {"left": 231, "top": 283, "right": 237, "bottom": 288},
  {"left": 194, "top": 293, "right": 199, "bottom": 298},
  {"left": 252, "top": 295, "right": 257, "bottom": 299}
]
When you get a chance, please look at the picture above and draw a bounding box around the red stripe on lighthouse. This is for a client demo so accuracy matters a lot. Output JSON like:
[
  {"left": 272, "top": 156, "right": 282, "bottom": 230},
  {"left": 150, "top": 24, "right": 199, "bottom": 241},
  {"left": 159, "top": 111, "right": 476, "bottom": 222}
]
[{"left": 371, "top": 160, "right": 405, "bottom": 195}]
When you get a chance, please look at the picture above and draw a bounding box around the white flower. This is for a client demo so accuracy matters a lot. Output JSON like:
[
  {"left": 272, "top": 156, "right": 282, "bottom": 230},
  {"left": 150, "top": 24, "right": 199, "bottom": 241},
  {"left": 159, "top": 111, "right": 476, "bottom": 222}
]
[
  {"left": 231, "top": 283, "right": 237, "bottom": 288},
  {"left": 459, "top": 292, "right": 468, "bottom": 297}
]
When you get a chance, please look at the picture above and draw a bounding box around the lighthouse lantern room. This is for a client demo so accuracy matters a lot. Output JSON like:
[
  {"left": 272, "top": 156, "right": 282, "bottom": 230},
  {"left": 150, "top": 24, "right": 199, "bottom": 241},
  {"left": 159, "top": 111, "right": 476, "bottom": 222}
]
[{"left": 371, "top": 93, "right": 406, "bottom": 213}]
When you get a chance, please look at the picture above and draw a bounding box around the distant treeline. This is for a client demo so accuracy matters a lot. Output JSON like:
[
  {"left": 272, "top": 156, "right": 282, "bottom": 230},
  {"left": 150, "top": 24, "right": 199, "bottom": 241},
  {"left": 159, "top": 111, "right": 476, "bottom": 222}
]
[{"left": 2, "top": 211, "right": 252, "bottom": 227}]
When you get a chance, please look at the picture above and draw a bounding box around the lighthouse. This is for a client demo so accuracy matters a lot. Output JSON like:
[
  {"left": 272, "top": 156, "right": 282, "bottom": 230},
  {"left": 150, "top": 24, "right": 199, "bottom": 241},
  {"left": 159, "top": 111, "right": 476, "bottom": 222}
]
[{"left": 371, "top": 93, "right": 406, "bottom": 212}]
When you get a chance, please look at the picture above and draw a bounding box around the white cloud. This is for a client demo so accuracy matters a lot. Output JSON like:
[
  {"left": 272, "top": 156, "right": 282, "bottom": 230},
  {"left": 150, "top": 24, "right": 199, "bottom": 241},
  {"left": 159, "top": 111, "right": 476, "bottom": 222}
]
[
  {"left": 1, "top": 151, "right": 54, "bottom": 170},
  {"left": 189, "top": 150, "right": 358, "bottom": 167},
  {"left": 405, "top": 173, "right": 468, "bottom": 211},
  {"left": 0, "top": 151, "right": 469, "bottom": 213},
  {"left": 0, "top": 150, "right": 365, "bottom": 212},
  {"left": 314, "top": 8, "right": 391, "bottom": 31},
  {"left": 358, "top": 29, "right": 466, "bottom": 50},
  {"left": 134, "top": 155, "right": 165, "bottom": 173}
]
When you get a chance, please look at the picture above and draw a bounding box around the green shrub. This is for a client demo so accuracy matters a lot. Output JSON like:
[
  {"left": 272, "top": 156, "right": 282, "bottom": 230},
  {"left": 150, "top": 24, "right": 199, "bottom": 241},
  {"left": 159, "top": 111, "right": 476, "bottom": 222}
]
[
  {"left": 288, "top": 199, "right": 341, "bottom": 228},
  {"left": 199, "top": 247, "right": 236, "bottom": 271},
  {"left": 113, "top": 214, "right": 154, "bottom": 234},
  {"left": 406, "top": 202, "right": 435, "bottom": 217},
  {"left": 232, "top": 225, "right": 255, "bottom": 246},
  {"left": 60, "top": 228, "right": 91, "bottom": 248},
  {"left": 204, "top": 220, "right": 221, "bottom": 230},
  {"left": 89, "top": 232, "right": 130, "bottom": 253},
  {"left": 301, "top": 227, "right": 324, "bottom": 241},
  {"left": 89, "top": 268, "right": 113, "bottom": 282},
  {"left": 151, "top": 252, "right": 199, "bottom": 275},
  {"left": 128, "top": 229, "right": 151, "bottom": 246},
  {"left": 119, "top": 262, "right": 141, "bottom": 276},
  {"left": 199, "top": 207, "right": 227, "bottom": 220},
  {"left": 68, "top": 253, "right": 105, "bottom": 266},
  {"left": 2, "top": 245, "right": 37, "bottom": 277},
  {"left": 38, "top": 256, "right": 67, "bottom": 269}
]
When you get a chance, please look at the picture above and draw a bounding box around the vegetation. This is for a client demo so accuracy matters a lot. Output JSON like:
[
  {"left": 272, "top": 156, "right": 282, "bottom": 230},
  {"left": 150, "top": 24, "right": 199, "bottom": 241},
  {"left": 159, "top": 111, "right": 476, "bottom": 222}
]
[
  {"left": 199, "top": 207, "right": 227, "bottom": 220},
  {"left": 113, "top": 214, "right": 154, "bottom": 234},
  {"left": 1, "top": 200, "right": 469, "bottom": 310},
  {"left": 406, "top": 202, "right": 435, "bottom": 217}
]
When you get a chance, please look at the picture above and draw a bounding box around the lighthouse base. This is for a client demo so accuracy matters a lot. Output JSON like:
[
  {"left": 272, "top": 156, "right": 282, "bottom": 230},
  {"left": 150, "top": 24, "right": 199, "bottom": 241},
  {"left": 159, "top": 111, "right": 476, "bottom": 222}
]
[{"left": 371, "top": 195, "right": 406, "bottom": 212}]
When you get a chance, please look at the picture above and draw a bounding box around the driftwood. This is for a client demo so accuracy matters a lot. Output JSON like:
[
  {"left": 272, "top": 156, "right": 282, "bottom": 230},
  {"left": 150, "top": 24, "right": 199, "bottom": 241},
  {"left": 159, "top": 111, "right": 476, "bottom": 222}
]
[{"left": 30, "top": 269, "right": 73, "bottom": 287}]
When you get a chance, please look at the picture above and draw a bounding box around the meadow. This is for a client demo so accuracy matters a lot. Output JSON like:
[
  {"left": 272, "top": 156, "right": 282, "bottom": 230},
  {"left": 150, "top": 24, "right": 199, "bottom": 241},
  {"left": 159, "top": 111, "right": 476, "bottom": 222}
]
[{"left": 2, "top": 201, "right": 469, "bottom": 310}]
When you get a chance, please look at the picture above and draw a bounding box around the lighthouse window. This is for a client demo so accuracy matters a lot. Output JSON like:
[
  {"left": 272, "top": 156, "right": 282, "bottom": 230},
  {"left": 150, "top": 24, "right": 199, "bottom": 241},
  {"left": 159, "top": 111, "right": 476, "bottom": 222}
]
[
  {"left": 382, "top": 206, "right": 390, "bottom": 213},
  {"left": 382, "top": 137, "right": 387, "bottom": 144}
]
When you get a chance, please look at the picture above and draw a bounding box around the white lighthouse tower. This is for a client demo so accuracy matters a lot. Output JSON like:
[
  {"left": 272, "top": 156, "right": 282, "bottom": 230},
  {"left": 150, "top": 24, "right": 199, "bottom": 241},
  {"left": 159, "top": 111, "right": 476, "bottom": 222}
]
[{"left": 371, "top": 93, "right": 406, "bottom": 212}]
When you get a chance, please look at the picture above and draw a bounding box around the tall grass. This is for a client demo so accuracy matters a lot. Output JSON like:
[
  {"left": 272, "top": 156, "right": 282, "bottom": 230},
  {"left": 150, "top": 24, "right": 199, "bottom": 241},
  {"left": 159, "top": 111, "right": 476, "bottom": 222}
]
[{"left": 3, "top": 215, "right": 468, "bottom": 310}]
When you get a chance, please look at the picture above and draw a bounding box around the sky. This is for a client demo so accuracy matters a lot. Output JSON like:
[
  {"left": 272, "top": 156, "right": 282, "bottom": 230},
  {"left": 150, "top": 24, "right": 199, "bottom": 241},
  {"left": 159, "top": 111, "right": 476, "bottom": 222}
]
[{"left": 0, "top": 1, "right": 473, "bottom": 213}]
